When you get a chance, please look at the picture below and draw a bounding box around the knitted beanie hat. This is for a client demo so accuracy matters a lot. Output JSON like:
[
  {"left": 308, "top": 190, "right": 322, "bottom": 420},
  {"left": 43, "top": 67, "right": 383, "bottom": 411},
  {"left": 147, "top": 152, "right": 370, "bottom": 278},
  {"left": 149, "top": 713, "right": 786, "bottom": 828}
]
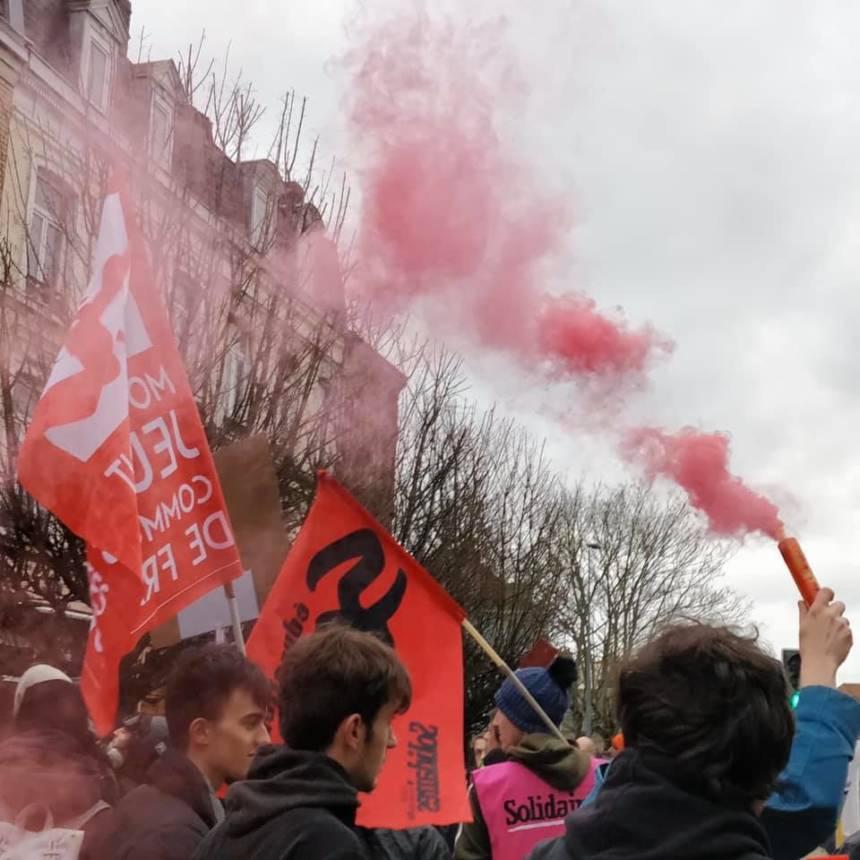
[
  {"left": 494, "top": 656, "right": 577, "bottom": 735},
  {"left": 13, "top": 664, "right": 73, "bottom": 718}
]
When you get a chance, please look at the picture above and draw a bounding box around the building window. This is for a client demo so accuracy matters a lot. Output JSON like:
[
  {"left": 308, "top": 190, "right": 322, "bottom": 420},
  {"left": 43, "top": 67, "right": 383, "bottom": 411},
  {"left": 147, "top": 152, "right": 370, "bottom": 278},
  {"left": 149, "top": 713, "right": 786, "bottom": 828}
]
[
  {"left": 223, "top": 335, "right": 250, "bottom": 418},
  {"left": 27, "top": 171, "right": 67, "bottom": 291},
  {"left": 150, "top": 99, "right": 173, "bottom": 167},
  {"left": 6, "top": 0, "right": 24, "bottom": 34},
  {"left": 11, "top": 371, "right": 38, "bottom": 425},
  {"left": 250, "top": 185, "right": 271, "bottom": 249},
  {"left": 170, "top": 270, "right": 200, "bottom": 345},
  {"left": 87, "top": 41, "right": 109, "bottom": 110}
]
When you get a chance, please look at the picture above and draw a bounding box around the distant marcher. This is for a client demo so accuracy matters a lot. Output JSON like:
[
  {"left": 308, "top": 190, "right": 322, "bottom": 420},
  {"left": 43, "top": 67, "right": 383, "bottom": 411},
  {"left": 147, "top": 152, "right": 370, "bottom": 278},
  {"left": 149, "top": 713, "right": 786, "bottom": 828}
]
[
  {"left": 473, "top": 733, "right": 489, "bottom": 769},
  {"left": 575, "top": 737, "right": 596, "bottom": 756},
  {"left": 106, "top": 713, "right": 169, "bottom": 795}
]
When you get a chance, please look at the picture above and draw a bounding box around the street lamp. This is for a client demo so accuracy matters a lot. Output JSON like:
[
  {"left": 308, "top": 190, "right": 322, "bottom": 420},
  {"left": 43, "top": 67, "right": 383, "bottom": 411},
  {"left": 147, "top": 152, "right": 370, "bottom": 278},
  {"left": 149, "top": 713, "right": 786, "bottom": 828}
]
[{"left": 581, "top": 541, "right": 601, "bottom": 737}]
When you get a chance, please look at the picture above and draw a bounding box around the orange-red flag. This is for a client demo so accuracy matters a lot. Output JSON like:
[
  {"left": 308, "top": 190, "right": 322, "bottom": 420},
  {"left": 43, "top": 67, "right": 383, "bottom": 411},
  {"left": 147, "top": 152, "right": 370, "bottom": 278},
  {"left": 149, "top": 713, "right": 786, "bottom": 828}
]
[
  {"left": 247, "top": 471, "right": 470, "bottom": 828},
  {"left": 18, "top": 176, "right": 243, "bottom": 733},
  {"left": 519, "top": 638, "right": 560, "bottom": 669}
]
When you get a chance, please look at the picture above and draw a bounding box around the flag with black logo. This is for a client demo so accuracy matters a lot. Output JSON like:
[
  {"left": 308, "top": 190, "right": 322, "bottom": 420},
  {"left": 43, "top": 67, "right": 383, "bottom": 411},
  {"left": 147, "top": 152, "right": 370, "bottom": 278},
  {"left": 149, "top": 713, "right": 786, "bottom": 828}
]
[{"left": 246, "top": 471, "right": 469, "bottom": 828}]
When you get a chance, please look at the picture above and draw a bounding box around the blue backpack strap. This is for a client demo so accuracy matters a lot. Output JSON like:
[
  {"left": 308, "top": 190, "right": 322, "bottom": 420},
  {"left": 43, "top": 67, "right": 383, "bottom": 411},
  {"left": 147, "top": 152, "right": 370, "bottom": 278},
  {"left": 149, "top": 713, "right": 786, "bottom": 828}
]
[{"left": 581, "top": 759, "right": 612, "bottom": 808}]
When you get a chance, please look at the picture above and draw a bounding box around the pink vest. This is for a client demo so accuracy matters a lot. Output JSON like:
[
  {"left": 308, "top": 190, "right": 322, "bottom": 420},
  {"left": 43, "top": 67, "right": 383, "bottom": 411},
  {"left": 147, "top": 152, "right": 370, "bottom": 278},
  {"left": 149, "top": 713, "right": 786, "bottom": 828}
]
[{"left": 472, "top": 758, "right": 597, "bottom": 860}]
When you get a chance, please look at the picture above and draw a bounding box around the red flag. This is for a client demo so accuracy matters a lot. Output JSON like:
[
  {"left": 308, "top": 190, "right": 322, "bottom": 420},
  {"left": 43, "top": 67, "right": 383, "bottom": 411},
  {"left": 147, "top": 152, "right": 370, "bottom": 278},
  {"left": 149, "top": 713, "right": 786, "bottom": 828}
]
[
  {"left": 519, "top": 638, "right": 560, "bottom": 669},
  {"left": 18, "top": 176, "right": 243, "bottom": 733},
  {"left": 247, "top": 472, "right": 470, "bottom": 828}
]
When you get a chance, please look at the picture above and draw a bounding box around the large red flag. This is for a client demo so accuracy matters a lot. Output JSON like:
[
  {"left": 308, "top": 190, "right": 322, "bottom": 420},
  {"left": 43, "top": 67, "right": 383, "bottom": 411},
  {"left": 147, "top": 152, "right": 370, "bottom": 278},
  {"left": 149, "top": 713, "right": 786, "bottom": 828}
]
[
  {"left": 18, "top": 176, "right": 243, "bottom": 733},
  {"left": 247, "top": 472, "right": 470, "bottom": 829}
]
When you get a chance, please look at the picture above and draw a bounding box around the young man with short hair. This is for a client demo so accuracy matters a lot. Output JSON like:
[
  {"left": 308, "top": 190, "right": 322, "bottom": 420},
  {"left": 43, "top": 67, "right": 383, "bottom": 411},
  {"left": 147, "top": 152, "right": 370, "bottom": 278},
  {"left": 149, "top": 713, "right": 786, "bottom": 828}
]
[
  {"left": 196, "top": 624, "right": 412, "bottom": 860},
  {"left": 109, "top": 643, "right": 271, "bottom": 860}
]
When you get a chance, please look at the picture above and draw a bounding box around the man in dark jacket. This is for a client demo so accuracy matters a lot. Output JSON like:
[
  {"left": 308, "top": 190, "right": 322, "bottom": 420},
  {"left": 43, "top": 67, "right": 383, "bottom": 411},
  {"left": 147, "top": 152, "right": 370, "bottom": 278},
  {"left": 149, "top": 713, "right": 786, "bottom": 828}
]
[
  {"left": 527, "top": 614, "right": 814, "bottom": 860},
  {"left": 109, "top": 643, "right": 271, "bottom": 860},
  {"left": 195, "top": 624, "right": 413, "bottom": 860}
]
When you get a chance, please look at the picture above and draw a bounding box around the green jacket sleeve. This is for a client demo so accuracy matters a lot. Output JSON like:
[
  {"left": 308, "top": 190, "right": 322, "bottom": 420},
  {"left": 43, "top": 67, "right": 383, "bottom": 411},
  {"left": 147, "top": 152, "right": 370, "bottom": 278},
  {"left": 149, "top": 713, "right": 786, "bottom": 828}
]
[{"left": 454, "top": 784, "right": 491, "bottom": 860}]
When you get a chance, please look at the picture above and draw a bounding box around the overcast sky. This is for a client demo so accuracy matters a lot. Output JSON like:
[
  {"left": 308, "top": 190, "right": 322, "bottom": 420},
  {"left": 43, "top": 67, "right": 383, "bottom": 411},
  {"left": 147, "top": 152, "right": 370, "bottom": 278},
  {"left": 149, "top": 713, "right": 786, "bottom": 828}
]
[{"left": 132, "top": 0, "right": 860, "bottom": 681}]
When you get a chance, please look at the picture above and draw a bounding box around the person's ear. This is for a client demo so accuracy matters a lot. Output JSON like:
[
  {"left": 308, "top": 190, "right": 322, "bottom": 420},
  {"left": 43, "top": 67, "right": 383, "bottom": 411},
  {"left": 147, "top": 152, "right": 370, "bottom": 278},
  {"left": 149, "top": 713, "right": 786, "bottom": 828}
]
[
  {"left": 187, "top": 716, "right": 211, "bottom": 750},
  {"left": 338, "top": 713, "right": 365, "bottom": 752}
]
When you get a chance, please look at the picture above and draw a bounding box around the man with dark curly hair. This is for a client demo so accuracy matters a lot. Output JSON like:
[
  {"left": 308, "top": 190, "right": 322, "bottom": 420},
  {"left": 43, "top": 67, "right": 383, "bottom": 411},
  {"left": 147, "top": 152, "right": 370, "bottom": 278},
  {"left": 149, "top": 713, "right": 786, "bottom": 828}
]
[
  {"left": 530, "top": 622, "right": 794, "bottom": 860},
  {"left": 530, "top": 587, "right": 860, "bottom": 860}
]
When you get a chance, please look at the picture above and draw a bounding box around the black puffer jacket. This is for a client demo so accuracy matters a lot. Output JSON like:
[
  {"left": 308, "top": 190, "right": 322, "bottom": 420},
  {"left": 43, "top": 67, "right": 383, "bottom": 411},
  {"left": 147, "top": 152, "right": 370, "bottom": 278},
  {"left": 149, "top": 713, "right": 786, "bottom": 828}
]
[
  {"left": 360, "top": 825, "right": 452, "bottom": 859},
  {"left": 528, "top": 749, "right": 772, "bottom": 860},
  {"left": 194, "top": 745, "right": 370, "bottom": 860},
  {"left": 109, "top": 748, "right": 220, "bottom": 860}
]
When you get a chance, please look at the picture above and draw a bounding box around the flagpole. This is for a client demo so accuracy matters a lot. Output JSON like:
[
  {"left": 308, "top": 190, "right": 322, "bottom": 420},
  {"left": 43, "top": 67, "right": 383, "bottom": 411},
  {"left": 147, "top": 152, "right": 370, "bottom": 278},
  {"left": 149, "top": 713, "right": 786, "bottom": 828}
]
[
  {"left": 462, "top": 618, "right": 568, "bottom": 744},
  {"left": 223, "top": 582, "right": 246, "bottom": 655}
]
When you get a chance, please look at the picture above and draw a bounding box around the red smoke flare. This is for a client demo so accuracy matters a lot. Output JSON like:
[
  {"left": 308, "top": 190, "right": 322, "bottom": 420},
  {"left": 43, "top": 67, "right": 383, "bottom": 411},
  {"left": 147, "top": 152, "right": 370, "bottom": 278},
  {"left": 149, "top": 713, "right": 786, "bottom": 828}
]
[
  {"left": 622, "top": 426, "right": 784, "bottom": 540},
  {"left": 346, "top": 10, "right": 671, "bottom": 383}
]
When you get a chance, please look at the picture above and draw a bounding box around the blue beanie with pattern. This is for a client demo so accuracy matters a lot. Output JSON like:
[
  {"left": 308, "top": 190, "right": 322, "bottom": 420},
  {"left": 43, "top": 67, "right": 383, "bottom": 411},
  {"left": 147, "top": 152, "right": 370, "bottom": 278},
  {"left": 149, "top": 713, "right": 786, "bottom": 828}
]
[{"left": 494, "top": 658, "right": 575, "bottom": 735}]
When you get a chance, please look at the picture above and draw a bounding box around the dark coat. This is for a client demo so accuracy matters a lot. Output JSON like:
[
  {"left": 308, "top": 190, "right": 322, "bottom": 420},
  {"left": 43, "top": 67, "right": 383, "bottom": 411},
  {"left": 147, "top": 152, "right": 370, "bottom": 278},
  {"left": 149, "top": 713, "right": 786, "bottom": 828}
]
[
  {"left": 109, "top": 748, "right": 220, "bottom": 860},
  {"left": 360, "top": 825, "right": 453, "bottom": 859},
  {"left": 194, "top": 745, "right": 370, "bottom": 860},
  {"left": 527, "top": 749, "right": 772, "bottom": 860}
]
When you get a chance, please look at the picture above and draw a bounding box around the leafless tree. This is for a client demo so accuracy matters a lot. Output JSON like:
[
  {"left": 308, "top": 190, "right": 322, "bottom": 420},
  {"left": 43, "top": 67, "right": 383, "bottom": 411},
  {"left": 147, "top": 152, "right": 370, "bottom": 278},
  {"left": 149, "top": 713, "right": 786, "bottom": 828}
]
[
  {"left": 389, "top": 347, "right": 571, "bottom": 735},
  {"left": 557, "top": 483, "right": 746, "bottom": 736}
]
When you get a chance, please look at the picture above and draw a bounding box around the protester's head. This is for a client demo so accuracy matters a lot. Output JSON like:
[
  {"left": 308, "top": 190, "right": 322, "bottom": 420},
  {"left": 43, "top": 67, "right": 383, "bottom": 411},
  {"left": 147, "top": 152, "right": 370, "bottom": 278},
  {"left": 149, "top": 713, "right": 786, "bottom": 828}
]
[
  {"left": 492, "top": 655, "right": 576, "bottom": 750},
  {"left": 472, "top": 732, "right": 489, "bottom": 769},
  {"left": 616, "top": 622, "right": 793, "bottom": 809},
  {"left": 278, "top": 624, "right": 412, "bottom": 793},
  {"left": 576, "top": 736, "right": 597, "bottom": 755},
  {"left": 14, "top": 665, "right": 90, "bottom": 741},
  {"left": 107, "top": 713, "right": 168, "bottom": 782},
  {"left": 166, "top": 644, "right": 271, "bottom": 787}
]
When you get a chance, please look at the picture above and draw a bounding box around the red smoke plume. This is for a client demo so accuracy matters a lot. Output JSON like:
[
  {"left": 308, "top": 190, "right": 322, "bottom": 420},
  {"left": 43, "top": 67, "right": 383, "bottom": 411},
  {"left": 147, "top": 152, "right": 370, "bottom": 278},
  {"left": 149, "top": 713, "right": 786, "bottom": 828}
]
[
  {"left": 346, "top": 10, "right": 671, "bottom": 384},
  {"left": 623, "top": 427, "right": 784, "bottom": 540},
  {"left": 345, "top": 8, "right": 786, "bottom": 545}
]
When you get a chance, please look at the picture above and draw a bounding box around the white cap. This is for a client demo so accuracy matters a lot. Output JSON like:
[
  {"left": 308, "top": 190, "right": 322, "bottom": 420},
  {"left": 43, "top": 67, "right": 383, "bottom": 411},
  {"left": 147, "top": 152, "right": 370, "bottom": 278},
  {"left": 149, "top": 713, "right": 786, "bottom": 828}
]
[{"left": 13, "top": 664, "right": 73, "bottom": 718}]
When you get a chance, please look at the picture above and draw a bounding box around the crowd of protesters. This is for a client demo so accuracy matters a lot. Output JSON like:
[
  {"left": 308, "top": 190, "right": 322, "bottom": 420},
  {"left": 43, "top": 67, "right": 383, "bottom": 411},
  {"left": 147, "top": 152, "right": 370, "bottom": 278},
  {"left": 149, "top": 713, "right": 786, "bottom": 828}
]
[{"left": 0, "top": 585, "right": 858, "bottom": 859}]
